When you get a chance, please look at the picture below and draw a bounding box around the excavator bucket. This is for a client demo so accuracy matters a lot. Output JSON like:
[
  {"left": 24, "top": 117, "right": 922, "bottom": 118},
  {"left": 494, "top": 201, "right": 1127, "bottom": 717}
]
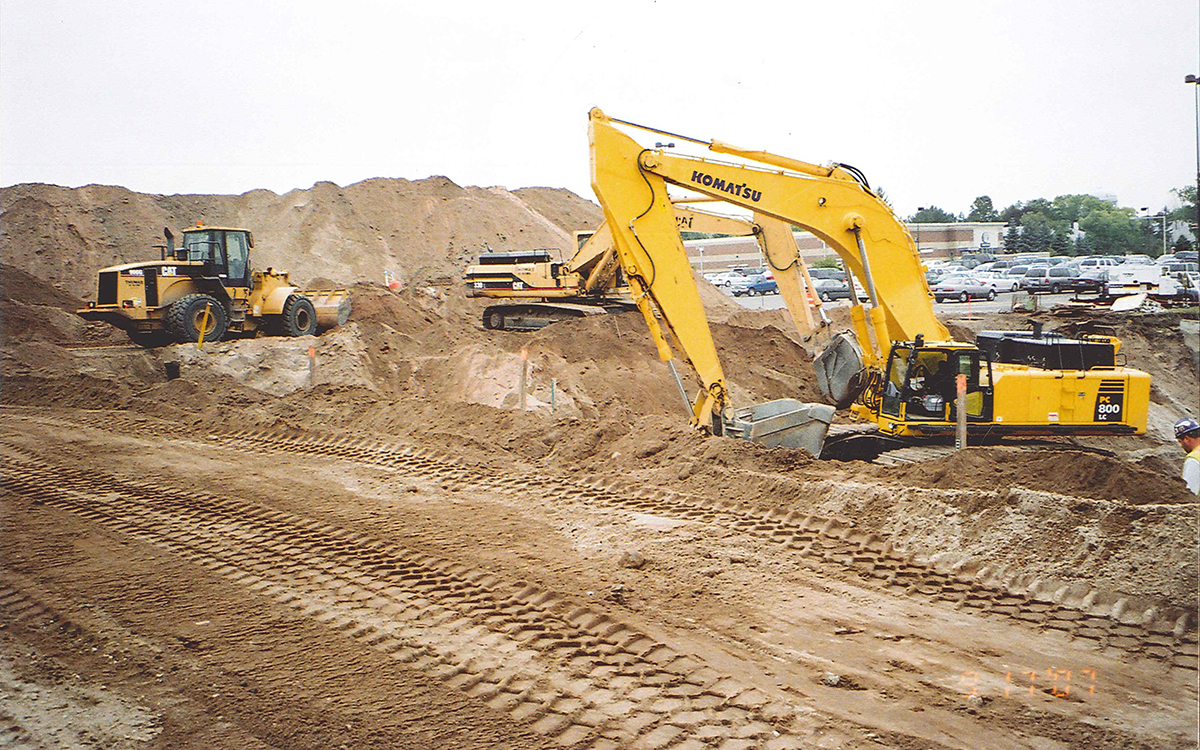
[
  {"left": 304, "top": 288, "right": 353, "bottom": 329},
  {"left": 814, "top": 333, "right": 867, "bottom": 407},
  {"left": 721, "top": 399, "right": 836, "bottom": 457}
]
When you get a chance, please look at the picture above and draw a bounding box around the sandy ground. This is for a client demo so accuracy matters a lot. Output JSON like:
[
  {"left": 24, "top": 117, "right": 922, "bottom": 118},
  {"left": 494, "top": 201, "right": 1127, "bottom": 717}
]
[{"left": 2, "top": 180, "right": 1199, "bottom": 749}]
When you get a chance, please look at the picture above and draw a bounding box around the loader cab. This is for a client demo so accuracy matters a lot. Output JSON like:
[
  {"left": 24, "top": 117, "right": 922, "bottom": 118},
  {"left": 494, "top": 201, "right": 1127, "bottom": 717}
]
[
  {"left": 179, "top": 228, "right": 253, "bottom": 287},
  {"left": 880, "top": 339, "right": 993, "bottom": 425}
]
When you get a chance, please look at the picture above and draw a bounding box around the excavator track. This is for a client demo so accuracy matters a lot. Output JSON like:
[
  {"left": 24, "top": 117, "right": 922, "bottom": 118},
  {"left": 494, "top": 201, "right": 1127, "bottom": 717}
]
[
  {"left": 481, "top": 302, "right": 633, "bottom": 332},
  {"left": 5, "top": 406, "right": 1195, "bottom": 673}
]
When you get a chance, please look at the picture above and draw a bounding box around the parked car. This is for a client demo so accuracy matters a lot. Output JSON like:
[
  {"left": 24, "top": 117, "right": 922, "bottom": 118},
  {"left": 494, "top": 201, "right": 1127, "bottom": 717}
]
[
  {"left": 704, "top": 271, "right": 742, "bottom": 287},
  {"left": 705, "top": 269, "right": 757, "bottom": 287},
  {"left": 731, "top": 274, "right": 772, "bottom": 296},
  {"left": 931, "top": 274, "right": 996, "bottom": 302},
  {"left": 1020, "top": 266, "right": 1100, "bottom": 294},
  {"left": 1119, "top": 254, "right": 1154, "bottom": 266},
  {"left": 1003, "top": 265, "right": 1034, "bottom": 282},
  {"left": 1161, "top": 262, "right": 1200, "bottom": 276},
  {"left": 974, "top": 270, "right": 1019, "bottom": 292},
  {"left": 1077, "top": 257, "right": 1121, "bottom": 279},
  {"left": 740, "top": 276, "right": 778, "bottom": 296},
  {"left": 807, "top": 267, "right": 847, "bottom": 282},
  {"left": 812, "top": 277, "right": 867, "bottom": 302}
]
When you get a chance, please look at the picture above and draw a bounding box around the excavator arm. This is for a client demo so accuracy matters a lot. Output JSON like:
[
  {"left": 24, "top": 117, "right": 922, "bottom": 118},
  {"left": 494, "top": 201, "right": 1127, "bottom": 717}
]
[
  {"left": 590, "top": 113, "right": 730, "bottom": 427},
  {"left": 591, "top": 108, "right": 948, "bottom": 365}
]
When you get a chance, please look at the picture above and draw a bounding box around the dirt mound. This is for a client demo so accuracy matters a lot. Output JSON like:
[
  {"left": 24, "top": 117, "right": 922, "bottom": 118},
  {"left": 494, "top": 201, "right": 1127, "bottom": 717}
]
[
  {"left": 1, "top": 263, "right": 83, "bottom": 310},
  {"left": 877, "top": 446, "right": 1193, "bottom": 504},
  {"left": 0, "top": 178, "right": 601, "bottom": 299},
  {"left": 0, "top": 263, "right": 117, "bottom": 346},
  {"left": 511, "top": 187, "right": 604, "bottom": 236}
]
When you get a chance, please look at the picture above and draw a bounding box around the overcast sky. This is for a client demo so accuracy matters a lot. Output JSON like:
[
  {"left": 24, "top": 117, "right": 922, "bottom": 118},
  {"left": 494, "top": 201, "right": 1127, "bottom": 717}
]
[{"left": 2, "top": 1, "right": 1197, "bottom": 218}]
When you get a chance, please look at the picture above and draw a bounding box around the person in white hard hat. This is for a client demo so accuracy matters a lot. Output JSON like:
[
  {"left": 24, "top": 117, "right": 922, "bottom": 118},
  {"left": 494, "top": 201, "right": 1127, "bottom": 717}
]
[{"left": 1175, "top": 418, "right": 1200, "bottom": 495}]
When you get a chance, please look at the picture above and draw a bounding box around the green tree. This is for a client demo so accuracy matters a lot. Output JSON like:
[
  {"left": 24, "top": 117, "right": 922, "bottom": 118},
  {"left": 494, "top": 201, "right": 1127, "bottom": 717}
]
[
  {"left": 999, "top": 198, "right": 1052, "bottom": 227},
  {"left": 1020, "top": 212, "right": 1053, "bottom": 254},
  {"left": 966, "top": 196, "right": 999, "bottom": 222},
  {"left": 999, "top": 201, "right": 1026, "bottom": 226},
  {"left": 1172, "top": 235, "right": 1195, "bottom": 252},
  {"left": 1050, "top": 228, "right": 1072, "bottom": 256},
  {"left": 1169, "top": 185, "right": 1197, "bottom": 226},
  {"left": 1050, "top": 194, "right": 1113, "bottom": 223},
  {"left": 910, "top": 206, "right": 958, "bottom": 223},
  {"left": 1003, "top": 225, "right": 1022, "bottom": 252},
  {"left": 1078, "top": 209, "right": 1142, "bottom": 256}
]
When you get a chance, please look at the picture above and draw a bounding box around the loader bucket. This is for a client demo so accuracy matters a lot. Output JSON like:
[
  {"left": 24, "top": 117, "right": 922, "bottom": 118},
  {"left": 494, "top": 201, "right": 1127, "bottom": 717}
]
[
  {"left": 814, "top": 333, "right": 866, "bottom": 407},
  {"left": 721, "top": 399, "right": 836, "bottom": 457},
  {"left": 304, "top": 289, "right": 352, "bottom": 329}
]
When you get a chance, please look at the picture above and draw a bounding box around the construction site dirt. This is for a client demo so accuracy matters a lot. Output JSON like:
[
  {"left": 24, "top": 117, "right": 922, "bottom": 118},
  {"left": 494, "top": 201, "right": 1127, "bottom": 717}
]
[{"left": 1, "top": 179, "right": 1198, "bottom": 749}]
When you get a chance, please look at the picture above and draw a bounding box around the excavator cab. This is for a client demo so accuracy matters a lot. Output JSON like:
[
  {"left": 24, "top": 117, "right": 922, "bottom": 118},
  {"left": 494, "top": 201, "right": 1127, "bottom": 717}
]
[{"left": 880, "top": 339, "right": 993, "bottom": 432}]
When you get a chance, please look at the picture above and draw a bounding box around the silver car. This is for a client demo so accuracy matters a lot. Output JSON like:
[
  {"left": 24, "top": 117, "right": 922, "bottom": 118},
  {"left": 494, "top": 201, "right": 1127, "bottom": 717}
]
[{"left": 931, "top": 274, "right": 996, "bottom": 302}]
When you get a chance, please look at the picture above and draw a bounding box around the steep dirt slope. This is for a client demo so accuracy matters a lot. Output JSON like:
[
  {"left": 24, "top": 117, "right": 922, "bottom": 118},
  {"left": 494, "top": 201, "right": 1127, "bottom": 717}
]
[{"left": 512, "top": 187, "right": 604, "bottom": 236}]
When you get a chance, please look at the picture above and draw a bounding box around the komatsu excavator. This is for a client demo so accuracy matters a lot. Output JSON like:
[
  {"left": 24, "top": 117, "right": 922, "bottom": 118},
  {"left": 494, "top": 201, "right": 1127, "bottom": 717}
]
[
  {"left": 465, "top": 204, "right": 828, "bottom": 334},
  {"left": 588, "top": 109, "right": 1150, "bottom": 457}
]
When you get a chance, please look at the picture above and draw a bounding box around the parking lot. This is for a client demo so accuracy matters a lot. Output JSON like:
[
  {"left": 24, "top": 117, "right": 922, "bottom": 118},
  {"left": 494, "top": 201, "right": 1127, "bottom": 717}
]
[{"left": 727, "top": 288, "right": 1081, "bottom": 316}]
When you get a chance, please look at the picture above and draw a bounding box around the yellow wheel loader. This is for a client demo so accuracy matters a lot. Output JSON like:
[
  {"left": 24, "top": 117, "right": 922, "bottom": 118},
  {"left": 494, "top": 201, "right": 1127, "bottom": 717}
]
[{"left": 77, "top": 225, "right": 351, "bottom": 347}]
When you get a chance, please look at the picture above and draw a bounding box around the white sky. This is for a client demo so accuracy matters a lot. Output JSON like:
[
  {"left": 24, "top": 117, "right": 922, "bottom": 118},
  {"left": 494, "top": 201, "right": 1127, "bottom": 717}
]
[{"left": 2, "top": 0, "right": 1197, "bottom": 218}]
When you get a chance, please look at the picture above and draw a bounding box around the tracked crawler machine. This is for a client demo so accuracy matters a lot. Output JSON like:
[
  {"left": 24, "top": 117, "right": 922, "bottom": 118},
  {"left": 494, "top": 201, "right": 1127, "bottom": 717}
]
[
  {"left": 465, "top": 205, "right": 828, "bottom": 335},
  {"left": 78, "top": 225, "right": 351, "bottom": 347},
  {"left": 587, "top": 109, "right": 1150, "bottom": 457}
]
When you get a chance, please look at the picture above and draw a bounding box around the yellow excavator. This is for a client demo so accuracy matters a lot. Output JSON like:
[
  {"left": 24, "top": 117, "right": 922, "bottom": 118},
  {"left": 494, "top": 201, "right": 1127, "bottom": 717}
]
[
  {"left": 465, "top": 204, "right": 829, "bottom": 335},
  {"left": 588, "top": 109, "right": 1150, "bottom": 457}
]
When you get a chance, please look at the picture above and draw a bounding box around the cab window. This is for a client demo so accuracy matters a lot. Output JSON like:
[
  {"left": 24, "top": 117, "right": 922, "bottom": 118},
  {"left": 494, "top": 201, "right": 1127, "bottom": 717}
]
[
  {"left": 225, "top": 231, "right": 250, "bottom": 285},
  {"left": 184, "top": 230, "right": 223, "bottom": 265},
  {"left": 881, "top": 349, "right": 907, "bottom": 417}
]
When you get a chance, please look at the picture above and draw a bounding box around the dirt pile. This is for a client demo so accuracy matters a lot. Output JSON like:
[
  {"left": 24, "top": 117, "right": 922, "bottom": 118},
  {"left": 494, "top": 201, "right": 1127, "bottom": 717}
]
[
  {"left": 1, "top": 179, "right": 603, "bottom": 300},
  {"left": 0, "top": 263, "right": 114, "bottom": 346},
  {"left": 878, "top": 446, "right": 1191, "bottom": 504}
]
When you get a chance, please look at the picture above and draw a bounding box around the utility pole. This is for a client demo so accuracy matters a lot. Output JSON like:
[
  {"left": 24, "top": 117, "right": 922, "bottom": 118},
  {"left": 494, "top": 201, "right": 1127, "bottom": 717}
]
[{"left": 1187, "top": 75, "right": 1200, "bottom": 243}]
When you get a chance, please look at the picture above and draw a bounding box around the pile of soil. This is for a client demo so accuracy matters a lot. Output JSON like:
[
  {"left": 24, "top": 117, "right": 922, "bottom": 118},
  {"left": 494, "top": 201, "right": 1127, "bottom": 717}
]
[
  {"left": 1, "top": 179, "right": 603, "bottom": 299},
  {"left": 875, "top": 446, "right": 1192, "bottom": 504}
]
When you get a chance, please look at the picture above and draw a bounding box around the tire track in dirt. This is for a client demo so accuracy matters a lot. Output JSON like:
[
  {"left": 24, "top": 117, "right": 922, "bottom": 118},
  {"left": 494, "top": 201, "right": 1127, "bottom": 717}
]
[
  {"left": 200, "top": 426, "right": 1200, "bottom": 671},
  {"left": 0, "top": 447, "right": 822, "bottom": 750},
  {"left": 6, "top": 406, "right": 1195, "bottom": 672}
]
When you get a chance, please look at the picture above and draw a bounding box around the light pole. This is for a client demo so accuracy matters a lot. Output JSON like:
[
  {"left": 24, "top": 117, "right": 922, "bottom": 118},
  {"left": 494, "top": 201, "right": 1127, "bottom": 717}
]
[
  {"left": 1186, "top": 75, "right": 1200, "bottom": 243},
  {"left": 915, "top": 206, "right": 925, "bottom": 256}
]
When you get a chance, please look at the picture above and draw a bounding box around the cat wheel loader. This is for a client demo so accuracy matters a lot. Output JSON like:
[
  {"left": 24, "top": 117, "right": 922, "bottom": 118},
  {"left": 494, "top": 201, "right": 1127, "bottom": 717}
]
[
  {"left": 587, "top": 109, "right": 1150, "bottom": 458},
  {"left": 77, "top": 225, "right": 351, "bottom": 347}
]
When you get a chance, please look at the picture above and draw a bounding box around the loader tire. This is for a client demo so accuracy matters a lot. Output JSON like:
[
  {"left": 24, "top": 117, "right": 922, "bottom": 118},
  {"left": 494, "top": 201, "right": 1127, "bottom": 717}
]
[
  {"left": 167, "top": 294, "right": 227, "bottom": 344},
  {"left": 278, "top": 295, "right": 318, "bottom": 337}
]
